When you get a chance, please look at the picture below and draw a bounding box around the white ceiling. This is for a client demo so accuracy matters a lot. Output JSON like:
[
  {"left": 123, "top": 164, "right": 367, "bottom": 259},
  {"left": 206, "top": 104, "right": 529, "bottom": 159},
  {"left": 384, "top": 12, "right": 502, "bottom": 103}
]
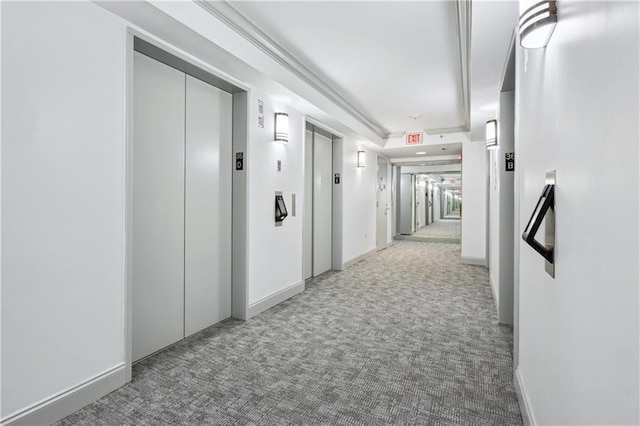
[
  {"left": 229, "top": 1, "right": 465, "bottom": 138},
  {"left": 224, "top": 0, "right": 518, "bottom": 162}
]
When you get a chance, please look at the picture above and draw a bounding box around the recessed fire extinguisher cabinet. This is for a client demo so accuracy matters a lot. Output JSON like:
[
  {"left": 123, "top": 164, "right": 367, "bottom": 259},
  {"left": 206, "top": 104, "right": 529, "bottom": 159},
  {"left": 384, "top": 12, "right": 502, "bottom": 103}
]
[
  {"left": 522, "top": 170, "right": 556, "bottom": 277},
  {"left": 275, "top": 191, "right": 288, "bottom": 226}
]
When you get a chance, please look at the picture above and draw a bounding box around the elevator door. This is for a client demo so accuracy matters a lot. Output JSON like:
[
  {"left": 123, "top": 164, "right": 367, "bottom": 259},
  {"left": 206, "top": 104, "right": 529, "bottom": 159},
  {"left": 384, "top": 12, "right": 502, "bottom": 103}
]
[
  {"left": 133, "top": 52, "right": 185, "bottom": 362},
  {"left": 133, "top": 52, "right": 232, "bottom": 362},
  {"left": 313, "top": 132, "right": 333, "bottom": 276},
  {"left": 184, "top": 75, "right": 232, "bottom": 337}
]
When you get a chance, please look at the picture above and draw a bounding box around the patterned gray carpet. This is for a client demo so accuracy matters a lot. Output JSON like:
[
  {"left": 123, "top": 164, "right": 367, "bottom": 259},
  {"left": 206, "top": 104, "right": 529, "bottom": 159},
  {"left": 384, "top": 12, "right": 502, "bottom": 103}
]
[
  {"left": 56, "top": 241, "right": 522, "bottom": 425},
  {"left": 414, "top": 219, "right": 461, "bottom": 239}
]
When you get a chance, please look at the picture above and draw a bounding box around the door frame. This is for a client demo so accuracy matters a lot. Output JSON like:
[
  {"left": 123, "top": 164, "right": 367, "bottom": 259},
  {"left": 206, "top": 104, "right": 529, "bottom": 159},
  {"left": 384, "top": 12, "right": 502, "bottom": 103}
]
[
  {"left": 303, "top": 121, "right": 344, "bottom": 277},
  {"left": 125, "top": 32, "right": 249, "bottom": 381},
  {"left": 376, "top": 156, "right": 391, "bottom": 250}
]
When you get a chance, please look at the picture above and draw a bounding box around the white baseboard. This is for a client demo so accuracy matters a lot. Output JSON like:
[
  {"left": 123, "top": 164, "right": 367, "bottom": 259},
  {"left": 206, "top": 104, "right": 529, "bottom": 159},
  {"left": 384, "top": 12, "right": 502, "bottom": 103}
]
[
  {"left": 376, "top": 241, "right": 394, "bottom": 251},
  {"left": 460, "top": 256, "right": 487, "bottom": 266},
  {"left": 342, "top": 247, "right": 378, "bottom": 269},
  {"left": 514, "top": 367, "right": 535, "bottom": 426},
  {"left": 2, "top": 363, "right": 127, "bottom": 426},
  {"left": 247, "top": 281, "right": 305, "bottom": 319}
]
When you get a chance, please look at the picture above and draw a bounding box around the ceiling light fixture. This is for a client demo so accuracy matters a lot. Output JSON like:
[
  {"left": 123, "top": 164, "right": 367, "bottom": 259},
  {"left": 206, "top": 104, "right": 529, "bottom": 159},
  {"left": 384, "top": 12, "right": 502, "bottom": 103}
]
[
  {"left": 519, "top": 0, "right": 557, "bottom": 49},
  {"left": 416, "top": 151, "right": 426, "bottom": 155}
]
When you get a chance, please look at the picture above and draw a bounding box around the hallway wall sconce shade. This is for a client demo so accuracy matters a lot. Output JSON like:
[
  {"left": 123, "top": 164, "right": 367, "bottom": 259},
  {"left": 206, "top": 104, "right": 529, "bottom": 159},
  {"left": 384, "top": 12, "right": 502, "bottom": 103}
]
[
  {"left": 486, "top": 119, "right": 498, "bottom": 149},
  {"left": 519, "top": 0, "right": 557, "bottom": 49},
  {"left": 357, "top": 150, "right": 365, "bottom": 168},
  {"left": 274, "top": 112, "right": 289, "bottom": 143}
]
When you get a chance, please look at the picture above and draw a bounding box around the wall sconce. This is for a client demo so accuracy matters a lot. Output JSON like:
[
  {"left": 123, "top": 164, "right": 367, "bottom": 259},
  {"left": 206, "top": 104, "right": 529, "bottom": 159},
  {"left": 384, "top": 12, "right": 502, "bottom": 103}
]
[
  {"left": 357, "top": 150, "right": 365, "bottom": 168},
  {"left": 274, "top": 112, "right": 289, "bottom": 143},
  {"left": 486, "top": 119, "right": 498, "bottom": 149},
  {"left": 519, "top": 0, "right": 557, "bottom": 49}
]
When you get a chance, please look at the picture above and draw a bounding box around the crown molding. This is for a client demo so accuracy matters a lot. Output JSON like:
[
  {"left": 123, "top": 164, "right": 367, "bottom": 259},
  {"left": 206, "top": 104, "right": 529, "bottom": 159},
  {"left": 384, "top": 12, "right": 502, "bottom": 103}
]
[
  {"left": 386, "top": 131, "right": 407, "bottom": 139},
  {"left": 425, "top": 125, "right": 469, "bottom": 135},
  {"left": 455, "top": 0, "right": 471, "bottom": 132},
  {"left": 195, "top": 0, "right": 388, "bottom": 139}
]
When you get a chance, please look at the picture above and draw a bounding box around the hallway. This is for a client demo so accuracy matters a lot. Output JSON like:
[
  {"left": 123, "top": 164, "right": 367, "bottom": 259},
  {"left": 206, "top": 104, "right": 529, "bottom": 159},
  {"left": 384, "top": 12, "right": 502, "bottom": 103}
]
[
  {"left": 57, "top": 241, "right": 521, "bottom": 425},
  {"left": 414, "top": 219, "right": 461, "bottom": 240}
]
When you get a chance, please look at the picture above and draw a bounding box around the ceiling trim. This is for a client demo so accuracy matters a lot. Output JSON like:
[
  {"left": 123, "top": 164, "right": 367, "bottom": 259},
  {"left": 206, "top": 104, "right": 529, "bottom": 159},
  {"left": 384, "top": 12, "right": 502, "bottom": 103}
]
[
  {"left": 425, "top": 125, "right": 468, "bottom": 136},
  {"left": 390, "top": 154, "right": 461, "bottom": 165},
  {"left": 455, "top": 0, "right": 471, "bottom": 132},
  {"left": 195, "top": 0, "right": 388, "bottom": 139}
]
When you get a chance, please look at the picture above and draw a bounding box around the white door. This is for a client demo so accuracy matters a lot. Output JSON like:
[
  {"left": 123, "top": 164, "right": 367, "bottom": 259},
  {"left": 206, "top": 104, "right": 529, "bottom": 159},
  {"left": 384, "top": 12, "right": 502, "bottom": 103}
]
[
  {"left": 376, "top": 157, "right": 388, "bottom": 249},
  {"left": 313, "top": 132, "right": 332, "bottom": 276},
  {"left": 133, "top": 52, "right": 185, "bottom": 361},
  {"left": 184, "top": 75, "right": 232, "bottom": 337}
]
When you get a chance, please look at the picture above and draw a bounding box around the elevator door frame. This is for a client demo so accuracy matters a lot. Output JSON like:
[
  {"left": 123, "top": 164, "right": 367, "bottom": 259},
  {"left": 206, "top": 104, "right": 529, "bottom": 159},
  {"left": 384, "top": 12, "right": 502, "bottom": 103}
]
[
  {"left": 304, "top": 122, "right": 343, "bottom": 279},
  {"left": 125, "top": 33, "right": 249, "bottom": 381}
]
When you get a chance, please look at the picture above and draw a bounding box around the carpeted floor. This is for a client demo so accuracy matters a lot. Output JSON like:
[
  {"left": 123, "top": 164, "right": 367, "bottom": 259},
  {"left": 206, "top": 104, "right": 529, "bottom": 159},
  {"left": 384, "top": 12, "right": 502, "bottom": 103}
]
[
  {"left": 56, "top": 241, "right": 522, "bottom": 425},
  {"left": 413, "top": 219, "right": 461, "bottom": 240},
  {"left": 444, "top": 210, "right": 461, "bottom": 219}
]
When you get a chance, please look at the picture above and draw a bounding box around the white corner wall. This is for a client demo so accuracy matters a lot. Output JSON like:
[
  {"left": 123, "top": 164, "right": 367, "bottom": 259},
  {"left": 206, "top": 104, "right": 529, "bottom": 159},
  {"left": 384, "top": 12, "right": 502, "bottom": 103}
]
[
  {"left": 488, "top": 145, "right": 500, "bottom": 300},
  {"left": 488, "top": 91, "right": 515, "bottom": 325},
  {"left": 1, "top": 1, "right": 127, "bottom": 421},
  {"left": 461, "top": 140, "right": 487, "bottom": 264},
  {"left": 341, "top": 140, "right": 377, "bottom": 264},
  {"left": 246, "top": 92, "right": 305, "bottom": 307},
  {"left": 384, "top": 160, "right": 394, "bottom": 245},
  {"left": 515, "top": 1, "right": 639, "bottom": 424}
]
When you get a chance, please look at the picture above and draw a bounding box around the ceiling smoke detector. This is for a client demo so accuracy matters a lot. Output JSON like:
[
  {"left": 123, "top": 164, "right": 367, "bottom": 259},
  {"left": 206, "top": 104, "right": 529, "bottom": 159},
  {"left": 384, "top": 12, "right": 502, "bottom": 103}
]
[{"left": 409, "top": 113, "right": 422, "bottom": 120}]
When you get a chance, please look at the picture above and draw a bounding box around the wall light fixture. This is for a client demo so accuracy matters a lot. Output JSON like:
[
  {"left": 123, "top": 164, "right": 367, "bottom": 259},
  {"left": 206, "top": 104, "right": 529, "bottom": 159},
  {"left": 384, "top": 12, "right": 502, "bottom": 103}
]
[
  {"left": 519, "top": 0, "right": 557, "bottom": 49},
  {"left": 357, "top": 150, "right": 366, "bottom": 168},
  {"left": 486, "top": 119, "right": 498, "bottom": 149},
  {"left": 275, "top": 112, "right": 289, "bottom": 143}
]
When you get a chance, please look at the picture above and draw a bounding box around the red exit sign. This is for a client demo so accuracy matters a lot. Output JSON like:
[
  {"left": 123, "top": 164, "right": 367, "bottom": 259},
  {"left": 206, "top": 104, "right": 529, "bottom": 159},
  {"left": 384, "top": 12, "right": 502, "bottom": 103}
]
[{"left": 406, "top": 132, "right": 423, "bottom": 145}]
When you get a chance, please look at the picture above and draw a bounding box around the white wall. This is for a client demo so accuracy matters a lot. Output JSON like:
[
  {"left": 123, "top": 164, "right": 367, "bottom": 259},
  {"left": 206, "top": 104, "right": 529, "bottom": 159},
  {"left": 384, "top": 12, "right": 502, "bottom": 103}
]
[
  {"left": 461, "top": 140, "right": 487, "bottom": 264},
  {"left": 488, "top": 91, "right": 515, "bottom": 324},
  {"left": 246, "top": 92, "right": 305, "bottom": 305},
  {"left": 415, "top": 178, "right": 427, "bottom": 229},
  {"left": 434, "top": 186, "right": 441, "bottom": 221},
  {"left": 0, "top": 1, "right": 383, "bottom": 422},
  {"left": 1, "top": 1, "right": 126, "bottom": 419},
  {"left": 383, "top": 161, "right": 394, "bottom": 244},
  {"left": 341, "top": 140, "right": 377, "bottom": 263},
  {"left": 488, "top": 146, "right": 500, "bottom": 298},
  {"left": 516, "top": 2, "right": 639, "bottom": 424}
]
